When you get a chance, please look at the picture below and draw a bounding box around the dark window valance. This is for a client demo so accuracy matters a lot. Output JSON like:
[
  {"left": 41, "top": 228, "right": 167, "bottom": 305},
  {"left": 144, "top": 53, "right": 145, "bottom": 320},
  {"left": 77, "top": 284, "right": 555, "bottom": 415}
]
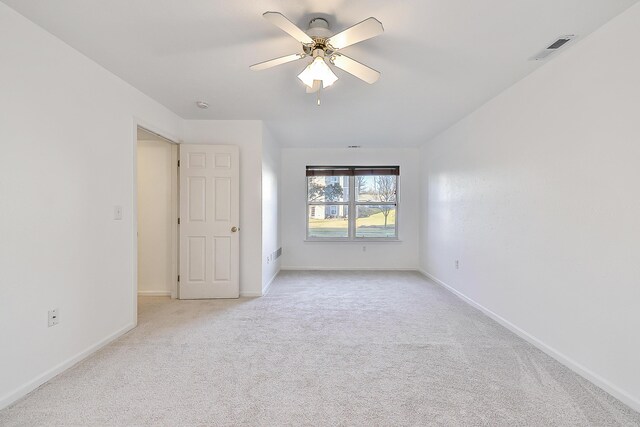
[{"left": 306, "top": 166, "right": 400, "bottom": 177}]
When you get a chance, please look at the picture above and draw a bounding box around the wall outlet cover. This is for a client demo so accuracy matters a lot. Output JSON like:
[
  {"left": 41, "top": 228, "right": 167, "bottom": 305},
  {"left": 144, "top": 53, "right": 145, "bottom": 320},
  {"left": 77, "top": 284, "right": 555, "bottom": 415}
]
[{"left": 48, "top": 309, "right": 59, "bottom": 327}]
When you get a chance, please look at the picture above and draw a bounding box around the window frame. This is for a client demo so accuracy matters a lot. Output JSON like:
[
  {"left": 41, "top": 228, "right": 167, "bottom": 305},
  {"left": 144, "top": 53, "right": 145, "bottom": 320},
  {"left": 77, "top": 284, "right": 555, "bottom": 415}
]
[{"left": 305, "top": 167, "right": 399, "bottom": 242}]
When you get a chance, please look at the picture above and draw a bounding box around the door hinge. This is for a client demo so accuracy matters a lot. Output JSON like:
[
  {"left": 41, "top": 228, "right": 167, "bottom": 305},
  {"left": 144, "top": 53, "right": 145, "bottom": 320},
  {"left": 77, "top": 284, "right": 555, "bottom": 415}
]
[
  {"left": 177, "top": 160, "right": 180, "bottom": 167},
  {"left": 177, "top": 275, "right": 180, "bottom": 282},
  {"left": 178, "top": 218, "right": 180, "bottom": 224}
]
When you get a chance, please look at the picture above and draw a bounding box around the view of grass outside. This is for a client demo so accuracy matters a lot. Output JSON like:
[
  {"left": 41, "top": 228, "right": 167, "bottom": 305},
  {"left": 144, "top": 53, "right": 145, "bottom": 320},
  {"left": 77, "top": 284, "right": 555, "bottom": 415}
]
[
  {"left": 308, "top": 213, "right": 349, "bottom": 238},
  {"left": 308, "top": 208, "right": 396, "bottom": 238},
  {"left": 356, "top": 207, "right": 396, "bottom": 238}
]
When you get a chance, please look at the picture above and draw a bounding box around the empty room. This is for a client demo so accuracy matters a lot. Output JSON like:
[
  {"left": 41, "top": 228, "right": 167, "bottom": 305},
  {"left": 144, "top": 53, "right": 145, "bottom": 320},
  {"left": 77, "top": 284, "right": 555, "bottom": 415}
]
[{"left": 0, "top": 0, "right": 639, "bottom": 425}]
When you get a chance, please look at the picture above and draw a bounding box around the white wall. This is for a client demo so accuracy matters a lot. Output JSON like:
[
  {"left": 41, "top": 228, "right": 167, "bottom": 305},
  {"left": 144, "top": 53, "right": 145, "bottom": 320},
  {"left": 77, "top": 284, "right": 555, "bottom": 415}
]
[
  {"left": 261, "top": 126, "right": 281, "bottom": 292},
  {"left": 0, "top": 3, "right": 182, "bottom": 408},
  {"left": 182, "top": 120, "right": 264, "bottom": 297},
  {"left": 137, "top": 139, "right": 174, "bottom": 296},
  {"left": 281, "top": 148, "right": 420, "bottom": 270},
  {"left": 419, "top": 3, "right": 640, "bottom": 411}
]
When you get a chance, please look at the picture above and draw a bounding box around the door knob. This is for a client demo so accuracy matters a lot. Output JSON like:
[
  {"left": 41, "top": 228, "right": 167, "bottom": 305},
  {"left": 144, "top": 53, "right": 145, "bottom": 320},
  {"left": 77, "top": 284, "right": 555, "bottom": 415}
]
[{"left": 231, "top": 226, "right": 238, "bottom": 232}]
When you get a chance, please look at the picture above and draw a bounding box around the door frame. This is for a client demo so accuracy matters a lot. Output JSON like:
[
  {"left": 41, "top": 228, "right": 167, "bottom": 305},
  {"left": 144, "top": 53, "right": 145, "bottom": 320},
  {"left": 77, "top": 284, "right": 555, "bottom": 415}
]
[{"left": 132, "top": 119, "right": 181, "bottom": 326}]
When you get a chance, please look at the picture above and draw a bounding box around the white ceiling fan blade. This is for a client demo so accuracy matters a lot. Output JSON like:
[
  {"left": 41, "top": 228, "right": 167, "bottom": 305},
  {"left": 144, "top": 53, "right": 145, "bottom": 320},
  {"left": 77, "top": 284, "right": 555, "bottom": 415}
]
[
  {"left": 306, "top": 80, "right": 322, "bottom": 93},
  {"left": 263, "top": 12, "right": 314, "bottom": 44},
  {"left": 331, "top": 54, "right": 380, "bottom": 84},
  {"left": 327, "top": 17, "right": 384, "bottom": 50},
  {"left": 250, "top": 53, "right": 305, "bottom": 71}
]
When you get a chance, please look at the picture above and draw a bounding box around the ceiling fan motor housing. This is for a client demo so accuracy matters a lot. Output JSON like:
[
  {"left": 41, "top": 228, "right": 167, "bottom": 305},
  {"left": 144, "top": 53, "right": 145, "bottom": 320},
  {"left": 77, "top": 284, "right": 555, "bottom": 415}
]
[{"left": 304, "top": 18, "right": 335, "bottom": 57}]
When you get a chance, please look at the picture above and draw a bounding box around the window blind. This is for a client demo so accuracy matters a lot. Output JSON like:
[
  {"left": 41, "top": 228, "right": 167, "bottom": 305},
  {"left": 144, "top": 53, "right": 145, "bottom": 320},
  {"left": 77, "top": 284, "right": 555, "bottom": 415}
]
[{"left": 306, "top": 166, "right": 400, "bottom": 177}]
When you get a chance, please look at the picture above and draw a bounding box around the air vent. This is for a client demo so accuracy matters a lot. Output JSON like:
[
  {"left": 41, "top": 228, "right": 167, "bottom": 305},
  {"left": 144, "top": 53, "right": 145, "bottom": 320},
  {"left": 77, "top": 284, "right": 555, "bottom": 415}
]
[
  {"left": 275, "top": 247, "right": 282, "bottom": 259},
  {"left": 347, "top": 145, "right": 361, "bottom": 148},
  {"left": 547, "top": 38, "right": 571, "bottom": 49},
  {"left": 530, "top": 35, "right": 576, "bottom": 61}
]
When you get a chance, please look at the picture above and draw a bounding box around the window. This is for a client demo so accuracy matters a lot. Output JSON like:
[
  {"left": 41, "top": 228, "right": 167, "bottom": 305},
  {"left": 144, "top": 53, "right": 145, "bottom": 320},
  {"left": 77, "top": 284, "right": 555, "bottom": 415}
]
[{"left": 306, "top": 166, "right": 399, "bottom": 240}]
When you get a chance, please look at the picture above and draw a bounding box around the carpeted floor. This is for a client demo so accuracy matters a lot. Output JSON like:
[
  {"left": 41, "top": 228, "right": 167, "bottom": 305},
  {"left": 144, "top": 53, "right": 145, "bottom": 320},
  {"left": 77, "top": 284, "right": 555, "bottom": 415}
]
[{"left": 1, "top": 270, "right": 638, "bottom": 426}]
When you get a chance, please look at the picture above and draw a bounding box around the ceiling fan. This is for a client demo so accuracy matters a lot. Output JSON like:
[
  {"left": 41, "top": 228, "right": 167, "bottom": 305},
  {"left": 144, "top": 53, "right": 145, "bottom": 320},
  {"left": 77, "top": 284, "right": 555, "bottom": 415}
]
[{"left": 250, "top": 12, "right": 384, "bottom": 104}]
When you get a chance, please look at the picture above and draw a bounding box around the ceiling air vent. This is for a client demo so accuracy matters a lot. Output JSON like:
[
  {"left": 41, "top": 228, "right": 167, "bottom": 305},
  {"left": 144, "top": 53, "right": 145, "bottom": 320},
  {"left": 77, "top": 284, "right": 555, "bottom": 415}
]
[{"left": 530, "top": 35, "right": 576, "bottom": 61}]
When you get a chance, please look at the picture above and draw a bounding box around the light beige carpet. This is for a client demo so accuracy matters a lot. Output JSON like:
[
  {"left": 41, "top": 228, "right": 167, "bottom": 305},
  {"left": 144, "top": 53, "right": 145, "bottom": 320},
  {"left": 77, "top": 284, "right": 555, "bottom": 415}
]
[{"left": 1, "top": 270, "right": 638, "bottom": 426}]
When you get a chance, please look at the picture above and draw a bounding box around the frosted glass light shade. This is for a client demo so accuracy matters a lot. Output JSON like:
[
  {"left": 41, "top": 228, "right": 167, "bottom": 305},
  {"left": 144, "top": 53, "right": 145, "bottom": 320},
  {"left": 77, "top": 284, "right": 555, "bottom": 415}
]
[{"left": 298, "top": 56, "right": 338, "bottom": 88}]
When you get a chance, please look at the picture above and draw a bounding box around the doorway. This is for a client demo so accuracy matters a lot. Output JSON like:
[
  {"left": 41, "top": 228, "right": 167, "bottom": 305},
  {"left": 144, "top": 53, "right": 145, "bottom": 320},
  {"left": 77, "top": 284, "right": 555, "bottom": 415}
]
[{"left": 136, "top": 127, "right": 179, "bottom": 300}]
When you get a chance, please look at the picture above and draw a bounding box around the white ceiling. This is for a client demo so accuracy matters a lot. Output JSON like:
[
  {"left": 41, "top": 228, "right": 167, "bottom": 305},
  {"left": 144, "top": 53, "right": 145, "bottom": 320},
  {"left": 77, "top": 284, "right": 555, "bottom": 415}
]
[{"left": 4, "top": 0, "right": 637, "bottom": 147}]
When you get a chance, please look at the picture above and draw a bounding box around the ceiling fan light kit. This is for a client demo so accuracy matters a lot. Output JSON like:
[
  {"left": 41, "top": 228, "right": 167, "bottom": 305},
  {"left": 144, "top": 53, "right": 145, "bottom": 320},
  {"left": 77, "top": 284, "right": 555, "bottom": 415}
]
[
  {"left": 250, "top": 11, "right": 383, "bottom": 105},
  {"left": 297, "top": 50, "right": 338, "bottom": 89}
]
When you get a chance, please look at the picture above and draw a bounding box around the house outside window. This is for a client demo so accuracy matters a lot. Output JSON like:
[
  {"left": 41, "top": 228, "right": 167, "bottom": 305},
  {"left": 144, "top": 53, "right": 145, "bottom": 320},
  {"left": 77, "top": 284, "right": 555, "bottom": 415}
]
[{"left": 306, "top": 166, "right": 399, "bottom": 240}]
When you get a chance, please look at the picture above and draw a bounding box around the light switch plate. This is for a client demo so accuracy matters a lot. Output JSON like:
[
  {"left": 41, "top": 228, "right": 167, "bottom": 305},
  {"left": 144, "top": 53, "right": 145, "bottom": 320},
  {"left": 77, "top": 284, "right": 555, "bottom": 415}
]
[{"left": 114, "top": 206, "right": 123, "bottom": 220}]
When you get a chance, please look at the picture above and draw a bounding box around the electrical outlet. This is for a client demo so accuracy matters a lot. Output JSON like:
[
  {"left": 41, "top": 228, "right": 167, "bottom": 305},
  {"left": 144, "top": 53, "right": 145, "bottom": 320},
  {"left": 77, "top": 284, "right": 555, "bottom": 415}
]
[
  {"left": 48, "top": 309, "right": 59, "bottom": 327},
  {"left": 455, "top": 260, "right": 460, "bottom": 270},
  {"left": 362, "top": 246, "right": 366, "bottom": 252}
]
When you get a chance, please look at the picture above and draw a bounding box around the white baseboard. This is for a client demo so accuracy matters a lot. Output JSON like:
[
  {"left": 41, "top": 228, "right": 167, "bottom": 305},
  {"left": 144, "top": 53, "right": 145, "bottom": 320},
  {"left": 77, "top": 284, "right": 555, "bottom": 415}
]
[
  {"left": 137, "top": 290, "right": 171, "bottom": 296},
  {"left": 0, "top": 322, "right": 135, "bottom": 411},
  {"left": 418, "top": 269, "right": 640, "bottom": 413},
  {"left": 239, "top": 291, "right": 262, "bottom": 297},
  {"left": 262, "top": 269, "right": 280, "bottom": 296},
  {"left": 281, "top": 267, "right": 419, "bottom": 271}
]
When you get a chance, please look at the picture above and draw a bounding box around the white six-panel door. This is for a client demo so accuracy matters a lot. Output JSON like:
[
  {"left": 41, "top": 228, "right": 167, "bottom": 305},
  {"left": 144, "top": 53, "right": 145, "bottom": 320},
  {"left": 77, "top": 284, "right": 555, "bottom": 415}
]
[{"left": 179, "top": 145, "right": 239, "bottom": 299}]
